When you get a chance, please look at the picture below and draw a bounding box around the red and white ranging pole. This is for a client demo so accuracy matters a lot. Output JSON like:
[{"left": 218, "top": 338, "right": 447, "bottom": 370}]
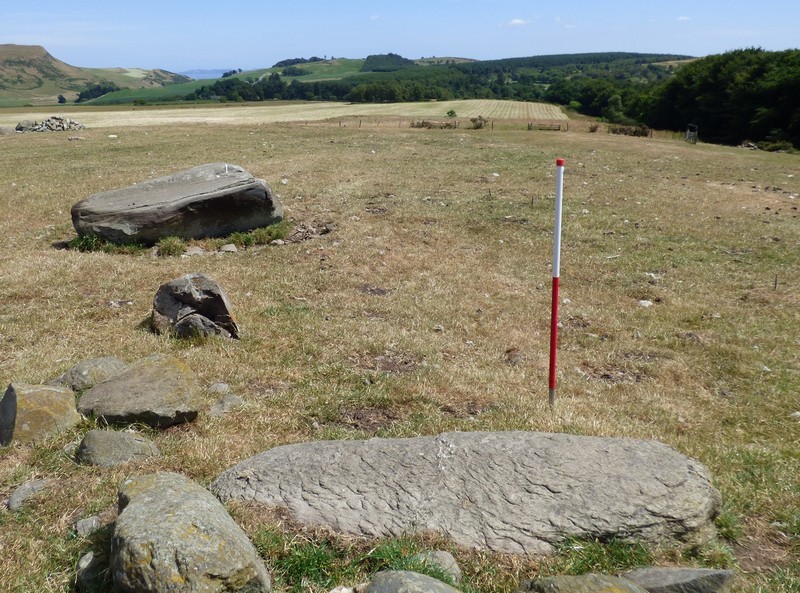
[{"left": 548, "top": 158, "right": 565, "bottom": 409}]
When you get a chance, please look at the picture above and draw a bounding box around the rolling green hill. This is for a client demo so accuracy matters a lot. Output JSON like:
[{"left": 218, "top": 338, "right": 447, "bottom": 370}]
[{"left": 0, "top": 44, "right": 191, "bottom": 106}]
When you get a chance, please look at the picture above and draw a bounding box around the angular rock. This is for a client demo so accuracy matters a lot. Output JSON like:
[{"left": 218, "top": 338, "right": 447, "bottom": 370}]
[
  {"left": 77, "top": 354, "right": 200, "bottom": 428},
  {"left": 516, "top": 574, "right": 648, "bottom": 593},
  {"left": 367, "top": 570, "right": 462, "bottom": 593},
  {"left": 49, "top": 356, "right": 128, "bottom": 392},
  {"left": 151, "top": 273, "right": 240, "bottom": 339},
  {"left": 8, "top": 478, "right": 52, "bottom": 511},
  {"left": 622, "top": 567, "right": 735, "bottom": 593},
  {"left": 71, "top": 162, "right": 284, "bottom": 245},
  {"left": 211, "top": 432, "right": 721, "bottom": 555},
  {"left": 1, "top": 383, "right": 81, "bottom": 446},
  {"left": 76, "top": 429, "right": 161, "bottom": 467},
  {"left": 111, "top": 472, "right": 271, "bottom": 593}
]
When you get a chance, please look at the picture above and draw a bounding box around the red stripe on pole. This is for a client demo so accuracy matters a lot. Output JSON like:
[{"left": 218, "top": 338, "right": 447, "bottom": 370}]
[{"left": 548, "top": 276, "right": 560, "bottom": 390}]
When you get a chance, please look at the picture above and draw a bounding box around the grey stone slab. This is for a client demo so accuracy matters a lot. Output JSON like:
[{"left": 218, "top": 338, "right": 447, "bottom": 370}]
[
  {"left": 211, "top": 431, "right": 721, "bottom": 555},
  {"left": 71, "top": 162, "right": 283, "bottom": 245}
]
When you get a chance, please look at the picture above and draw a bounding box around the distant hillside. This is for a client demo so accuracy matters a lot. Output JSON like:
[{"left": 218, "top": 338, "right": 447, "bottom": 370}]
[
  {"left": 179, "top": 69, "right": 229, "bottom": 80},
  {"left": 0, "top": 44, "right": 191, "bottom": 106}
]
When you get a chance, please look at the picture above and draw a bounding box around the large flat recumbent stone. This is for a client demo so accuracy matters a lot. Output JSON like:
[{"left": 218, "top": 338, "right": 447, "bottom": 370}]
[
  {"left": 211, "top": 431, "right": 721, "bottom": 555},
  {"left": 71, "top": 162, "right": 283, "bottom": 244}
]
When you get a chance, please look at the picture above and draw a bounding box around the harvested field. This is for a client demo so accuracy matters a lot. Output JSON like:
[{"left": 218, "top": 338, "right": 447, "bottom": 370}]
[{"left": 0, "top": 99, "right": 566, "bottom": 129}]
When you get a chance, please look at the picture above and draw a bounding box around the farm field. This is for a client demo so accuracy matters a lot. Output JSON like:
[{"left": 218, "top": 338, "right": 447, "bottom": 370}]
[
  {"left": 0, "top": 99, "right": 567, "bottom": 129},
  {"left": 0, "top": 102, "right": 798, "bottom": 593}
]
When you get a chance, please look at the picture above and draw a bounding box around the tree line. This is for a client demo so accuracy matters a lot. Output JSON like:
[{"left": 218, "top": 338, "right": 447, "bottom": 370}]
[{"left": 180, "top": 49, "right": 799, "bottom": 149}]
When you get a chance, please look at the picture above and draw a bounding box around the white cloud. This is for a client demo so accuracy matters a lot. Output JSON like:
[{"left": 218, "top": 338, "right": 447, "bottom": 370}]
[
  {"left": 678, "top": 16, "right": 690, "bottom": 21},
  {"left": 507, "top": 18, "right": 529, "bottom": 27},
  {"left": 370, "top": 14, "right": 380, "bottom": 21}
]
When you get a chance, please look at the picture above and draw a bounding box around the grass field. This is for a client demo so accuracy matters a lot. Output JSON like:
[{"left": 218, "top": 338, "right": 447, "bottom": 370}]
[{"left": 0, "top": 102, "right": 797, "bottom": 593}]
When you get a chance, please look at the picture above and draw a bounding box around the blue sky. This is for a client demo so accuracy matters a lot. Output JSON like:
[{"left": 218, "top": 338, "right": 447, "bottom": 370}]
[{"left": 2, "top": 1, "right": 798, "bottom": 72}]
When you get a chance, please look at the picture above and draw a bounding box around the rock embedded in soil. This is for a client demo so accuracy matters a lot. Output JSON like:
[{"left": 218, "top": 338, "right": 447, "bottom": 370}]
[
  {"left": 70, "top": 162, "right": 283, "bottom": 245},
  {"left": 621, "top": 567, "right": 736, "bottom": 593},
  {"left": 77, "top": 354, "right": 201, "bottom": 428},
  {"left": 211, "top": 431, "right": 721, "bottom": 555},
  {"left": 76, "top": 429, "right": 161, "bottom": 466},
  {"left": 366, "top": 570, "right": 462, "bottom": 593},
  {"left": 516, "top": 574, "right": 648, "bottom": 593},
  {"left": 111, "top": 472, "right": 271, "bottom": 593}
]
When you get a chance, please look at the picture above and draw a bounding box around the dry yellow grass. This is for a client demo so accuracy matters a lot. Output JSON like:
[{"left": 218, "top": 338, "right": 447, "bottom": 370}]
[{"left": 0, "top": 104, "right": 798, "bottom": 592}]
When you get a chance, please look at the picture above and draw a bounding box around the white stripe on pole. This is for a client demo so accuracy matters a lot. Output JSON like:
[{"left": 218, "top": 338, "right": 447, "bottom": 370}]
[{"left": 552, "top": 159, "right": 565, "bottom": 277}]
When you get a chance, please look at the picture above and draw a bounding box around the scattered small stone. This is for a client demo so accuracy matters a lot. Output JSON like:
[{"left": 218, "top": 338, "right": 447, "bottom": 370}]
[
  {"left": 218, "top": 243, "right": 238, "bottom": 253},
  {"left": 639, "top": 300, "right": 654, "bottom": 308},
  {"left": 270, "top": 239, "right": 286, "bottom": 246},
  {"left": 8, "top": 478, "right": 52, "bottom": 511},
  {"left": 75, "top": 515, "right": 103, "bottom": 538},
  {"left": 209, "top": 393, "right": 245, "bottom": 418},
  {"left": 790, "top": 411, "right": 800, "bottom": 421},
  {"left": 359, "top": 285, "right": 391, "bottom": 296},
  {"left": 208, "top": 382, "right": 231, "bottom": 395},
  {"left": 433, "top": 324, "right": 445, "bottom": 332},
  {"left": 183, "top": 246, "right": 207, "bottom": 257},
  {"left": 108, "top": 300, "right": 134, "bottom": 308}
]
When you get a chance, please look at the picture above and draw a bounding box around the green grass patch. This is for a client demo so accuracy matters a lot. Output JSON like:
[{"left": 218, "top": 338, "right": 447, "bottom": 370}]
[{"left": 546, "top": 537, "right": 655, "bottom": 575}]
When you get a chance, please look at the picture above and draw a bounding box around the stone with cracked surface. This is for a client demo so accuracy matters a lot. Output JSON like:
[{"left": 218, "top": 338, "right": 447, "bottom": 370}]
[{"left": 211, "top": 431, "right": 721, "bottom": 555}]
